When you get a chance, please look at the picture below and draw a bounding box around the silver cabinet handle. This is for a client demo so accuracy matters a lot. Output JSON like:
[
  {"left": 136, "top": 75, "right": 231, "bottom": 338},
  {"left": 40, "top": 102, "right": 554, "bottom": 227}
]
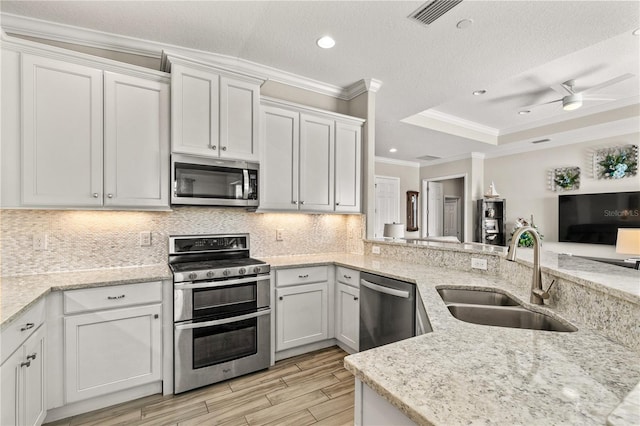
[
  {"left": 360, "top": 279, "right": 410, "bottom": 299},
  {"left": 107, "top": 193, "right": 113, "bottom": 198},
  {"left": 175, "top": 309, "right": 270, "bottom": 330},
  {"left": 21, "top": 360, "right": 31, "bottom": 368},
  {"left": 291, "top": 201, "right": 298, "bottom": 205},
  {"left": 211, "top": 145, "right": 217, "bottom": 150},
  {"left": 336, "top": 202, "right": 340, "bottom": 205},
  {"left": 279, "top": 296, "right": 283, "bottom": 301},
  {"left": 221, "top": 146, "right": 227, "bottom": 151},
  {"left": 354, "top": 297, "right": 359, "bottom": 301},
  {"left": 92, "top": 193, "right": 99, "bottom": 198},
  {"left": 20, "top": 323, "right": 35, "bottom": 331},
  {"left": 26, "top": 353, "right": 37, "bottom": 361},
  {"left": 344, "top": 275, "right": 352, "bottom": 279},
  {"left": 298, "top": 274, "right": 309, "bottom": 278},
  {"left": 300, "top": 201, "right": 305, "bottom": 205},
  {"left": 107, "top": 295, "right": 126, "bottom": 300}
]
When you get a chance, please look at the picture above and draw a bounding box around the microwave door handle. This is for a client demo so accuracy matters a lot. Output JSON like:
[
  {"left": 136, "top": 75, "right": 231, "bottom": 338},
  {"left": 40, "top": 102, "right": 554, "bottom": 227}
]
[
  {"left": 175, "top": 309, "right": 270, "bottom": 330},
  {"left": 243, "top": 169, "right": 250, "bottom": 200}
]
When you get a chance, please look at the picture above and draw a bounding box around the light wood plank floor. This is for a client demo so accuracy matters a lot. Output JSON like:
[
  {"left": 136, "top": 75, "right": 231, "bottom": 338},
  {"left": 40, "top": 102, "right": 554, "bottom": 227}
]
[{"left": 44, "top": 346, "right": 354, "bottom": 426}]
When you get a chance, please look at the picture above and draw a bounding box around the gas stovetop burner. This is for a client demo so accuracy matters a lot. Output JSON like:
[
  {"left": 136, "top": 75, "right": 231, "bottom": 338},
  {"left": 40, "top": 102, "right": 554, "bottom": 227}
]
[{"left": 169, "top": 234, "right": 270, "bottom": 283}]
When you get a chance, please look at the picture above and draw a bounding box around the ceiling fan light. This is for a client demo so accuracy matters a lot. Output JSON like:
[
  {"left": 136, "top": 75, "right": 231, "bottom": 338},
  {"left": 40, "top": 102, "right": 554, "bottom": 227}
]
[{"left": 562, "top": 94, "right": 583, "bottom": 111}]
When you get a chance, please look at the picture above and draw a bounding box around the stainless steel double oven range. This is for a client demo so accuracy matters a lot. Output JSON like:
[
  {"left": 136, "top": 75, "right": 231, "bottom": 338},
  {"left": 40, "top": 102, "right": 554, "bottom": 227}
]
[{"left": 169, "top": 234, "right": 271, "bottom": 394}]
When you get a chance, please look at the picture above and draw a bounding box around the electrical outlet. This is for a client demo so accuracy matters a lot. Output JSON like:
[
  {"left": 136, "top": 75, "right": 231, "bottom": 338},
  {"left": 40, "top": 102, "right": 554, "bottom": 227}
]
[
  {"left": 33, "top": 233, "right": 48, "bottom": 251},
  {"left": 140, "top": 231, "right": 152, "bottom": 246},
  {"left": 276, "top": 229, "right": 284, "bottom": 241},
  {"left": 372, "top": 245, "right": 381, "bottom": 254},
  {"left": 471, "top": 257, "right": 488, "bottom": 270}
]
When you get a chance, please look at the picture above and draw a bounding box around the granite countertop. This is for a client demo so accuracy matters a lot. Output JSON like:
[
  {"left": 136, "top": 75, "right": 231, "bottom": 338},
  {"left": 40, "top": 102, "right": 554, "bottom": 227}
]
[
  {"left": 0, "top": 264, "right": 172, "bottom": 329},
  {"left": 260, "top": 253, "right": 640, "bottom": 426}
]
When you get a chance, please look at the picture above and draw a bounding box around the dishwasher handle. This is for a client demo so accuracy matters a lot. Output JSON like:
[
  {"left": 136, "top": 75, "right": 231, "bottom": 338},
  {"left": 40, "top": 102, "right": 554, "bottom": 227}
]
[{"left": 360, "top": 279, "right": 410, "bottom": 299}]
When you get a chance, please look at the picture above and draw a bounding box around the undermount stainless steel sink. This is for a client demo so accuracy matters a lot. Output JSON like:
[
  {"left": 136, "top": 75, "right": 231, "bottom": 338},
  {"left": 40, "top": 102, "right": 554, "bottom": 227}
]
[
  {"left": 437, "top": 288, "right": 520, "bottom": 306},
  {"left": 445, "top": 304, "right": 577, "bottom": 332},
  {"left": 437, "top": 287, "right": 577, "bottom": 332}
]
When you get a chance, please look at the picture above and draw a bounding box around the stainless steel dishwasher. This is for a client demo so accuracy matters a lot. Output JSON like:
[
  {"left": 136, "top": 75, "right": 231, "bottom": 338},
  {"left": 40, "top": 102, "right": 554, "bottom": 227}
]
[{"left": 359, "top": 272, "right": 417, "bottom": 351}]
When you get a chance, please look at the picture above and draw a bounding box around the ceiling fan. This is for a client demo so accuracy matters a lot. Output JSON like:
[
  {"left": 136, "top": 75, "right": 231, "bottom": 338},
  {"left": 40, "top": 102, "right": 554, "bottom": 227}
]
[{"left": 520, "top": 73, "right": 634, "bottom": 112}]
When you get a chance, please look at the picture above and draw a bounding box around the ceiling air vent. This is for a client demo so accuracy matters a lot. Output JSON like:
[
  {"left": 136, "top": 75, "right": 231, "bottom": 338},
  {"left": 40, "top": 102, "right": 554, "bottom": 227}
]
[
  {"left": 409, "top": 0, "right": 463, "bottom": 26},
  {"left": 417, "top": 155, "right": 442, "bottom": 161}
]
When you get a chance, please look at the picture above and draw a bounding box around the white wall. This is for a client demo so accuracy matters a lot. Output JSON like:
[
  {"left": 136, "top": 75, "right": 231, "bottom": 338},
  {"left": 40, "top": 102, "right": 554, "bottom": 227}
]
[{"left": 485, "top": 133, "right": 640, "bottom": 258}]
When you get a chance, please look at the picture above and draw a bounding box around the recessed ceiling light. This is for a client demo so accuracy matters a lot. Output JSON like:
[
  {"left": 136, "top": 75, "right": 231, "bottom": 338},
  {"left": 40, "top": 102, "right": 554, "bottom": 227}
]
[
  {"left": 472, "top": 90, "right": 486, "bottom": 96},
  {"left": 518, "top": 110, "right": 531, "bottom": 115},
  {"left": 633, "top": 28, "right": 640, "bottom": 36},
  {"left": 389, "top": 148, "right": 398, "bottom": 153},
  {"left": 316, "top": 36, "right": 335, "bottom": 49},
  {"left": 456, "top": 19, "right": 473, "bottom": 29}
]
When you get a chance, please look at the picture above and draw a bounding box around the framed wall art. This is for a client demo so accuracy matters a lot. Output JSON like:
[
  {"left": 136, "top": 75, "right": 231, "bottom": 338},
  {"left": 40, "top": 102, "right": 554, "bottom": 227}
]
[{"left": 593, "top": 145, "right": 638, "bottom": 180}]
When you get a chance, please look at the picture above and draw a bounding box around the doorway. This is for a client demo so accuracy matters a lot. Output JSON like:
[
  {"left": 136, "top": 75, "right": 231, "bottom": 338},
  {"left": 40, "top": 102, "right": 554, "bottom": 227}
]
[
  {"left": 422, "top": 175, "right": 466, "bottom": 241},
  {"left": 374, "top": 176, "right": 400, "bottom": 238}
]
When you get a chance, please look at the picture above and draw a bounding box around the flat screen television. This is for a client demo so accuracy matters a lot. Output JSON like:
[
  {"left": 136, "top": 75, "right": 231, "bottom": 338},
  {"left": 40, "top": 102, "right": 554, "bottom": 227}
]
[{"left": 558, "top": 191, "right": 640, "bottom": 245}]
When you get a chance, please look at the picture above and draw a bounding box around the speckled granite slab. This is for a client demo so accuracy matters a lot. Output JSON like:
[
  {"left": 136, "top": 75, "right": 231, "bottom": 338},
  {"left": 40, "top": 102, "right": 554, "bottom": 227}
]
[
  {"left": 260, "top": 252, "right": 640, "bottom": 425},
  {"left": 1, "top": 264, "right": 171, "bottom": 329}
]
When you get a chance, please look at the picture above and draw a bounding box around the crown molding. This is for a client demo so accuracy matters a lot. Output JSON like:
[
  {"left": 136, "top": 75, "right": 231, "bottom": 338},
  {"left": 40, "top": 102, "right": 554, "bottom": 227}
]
[
  {"left": 418, "top": 152, "right": 485, "bottom": 167},
  {"left": 0, "top": 12, "right": 375, "bottom": 101},
  {"left": 418, "top": 109, "right": 500, "bottom": 137},
  {"left": 375, "top": 156, "right": 421, "bottom": 167}
]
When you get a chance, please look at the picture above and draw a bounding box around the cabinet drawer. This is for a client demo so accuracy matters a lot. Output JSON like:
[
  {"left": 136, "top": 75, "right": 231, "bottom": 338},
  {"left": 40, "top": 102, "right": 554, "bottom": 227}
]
[
  {"left": 1, "top": 298, "right": 45, "bottom": 364},
  {"left": 276, "top": 266, "right": 328, "bottom": 287},
  {"left": 336, "top": 267, "right": 360, "bottom": 288},
  {"left": 64, "top": 281, "right": 163, "bottom": 314}
]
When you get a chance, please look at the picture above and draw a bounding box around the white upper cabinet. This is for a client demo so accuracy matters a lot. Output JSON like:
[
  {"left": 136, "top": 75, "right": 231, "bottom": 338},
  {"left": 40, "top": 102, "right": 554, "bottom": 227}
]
[
  {"left": 220, "top": 77, "right": 260, "bottom": 161},
  {"left": 299, "top": 113, "right": 335, "bottom": 212},
  {"left": 103, "top": 72, "right": 170, "bottom": 208},
  {"left": 18, "top": 52, "right": 170, "bottom": 209},
  {"left": 260, "top": 105, "right": 299, "bottom": 210},
  {"left": 22, "top": 54, "right": 104, "bottom": 207},
  {"left": 260, "top": 98, "right": 363, "bottom": 213},
  {"left": 170, "top": 64, "right": 220, "bottom": 157},
  {"left": 335, "top": 123, "right": 362, "bottom": 213},
  {"left": 170, "top": 60, "right": 261, "bottom": 161}
]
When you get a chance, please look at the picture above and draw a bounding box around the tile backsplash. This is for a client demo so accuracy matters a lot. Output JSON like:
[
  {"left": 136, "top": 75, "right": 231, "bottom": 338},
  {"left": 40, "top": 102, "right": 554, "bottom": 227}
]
[{"left": 0, "top": 208, "right": 364, "bottom": 276}]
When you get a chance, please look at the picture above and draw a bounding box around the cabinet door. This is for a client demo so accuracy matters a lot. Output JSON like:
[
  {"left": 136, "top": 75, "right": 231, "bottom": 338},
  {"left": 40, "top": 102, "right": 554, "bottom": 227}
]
[
  {"left": 299, "top": 114, "right": 334, "bottom": 211},
  {"left": 171, "top": 64, "right": 220, "bottom": 156},
  {"left": 335, "top": 122, "right": 362, "bottom": 213},
  {"left": 22, "top": 54, "right": 103, "bottom": 206},
  {"left": 23, "top": 326, "right": 46, "bottom": 426},
  {"left": 0, "top": 349, "right": 20, "bottom": 426},
  {"left": 64, "top": 304, "right": 162, "bottom": 403},
  {"left": 336, "top": 283, "right": 359, "bottom": 351},
  {"left": 276, "top": 283, "right": 328, "bottom": 351},
  {"left": 220, "top": 77, "right": 260, "bottom": 161},
  {"left": 104, "top": 72, "right": 170, "bottom": 208},
  {"left": 260, "top": 105, "right": 299, "bottom": 210}
]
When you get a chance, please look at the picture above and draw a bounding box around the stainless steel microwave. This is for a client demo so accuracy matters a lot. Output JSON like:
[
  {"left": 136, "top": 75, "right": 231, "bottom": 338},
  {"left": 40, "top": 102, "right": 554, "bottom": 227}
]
[{"left": 171, "top": 154, "right": 259, "bottom": 207}]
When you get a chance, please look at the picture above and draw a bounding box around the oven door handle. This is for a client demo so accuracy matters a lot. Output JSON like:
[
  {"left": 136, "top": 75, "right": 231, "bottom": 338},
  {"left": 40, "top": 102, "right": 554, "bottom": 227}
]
[
  {"left": 175, "top": 309, "right": 270, "bottom": 330},
  {"left": 174, "top": 275, "right": 271, "bottom": 289}
]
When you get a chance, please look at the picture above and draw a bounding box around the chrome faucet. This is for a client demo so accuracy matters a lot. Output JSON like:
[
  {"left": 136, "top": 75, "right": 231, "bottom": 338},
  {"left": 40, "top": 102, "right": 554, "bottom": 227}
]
[{"left": 507, "top": 226, "right": 549, "bottom": 305}]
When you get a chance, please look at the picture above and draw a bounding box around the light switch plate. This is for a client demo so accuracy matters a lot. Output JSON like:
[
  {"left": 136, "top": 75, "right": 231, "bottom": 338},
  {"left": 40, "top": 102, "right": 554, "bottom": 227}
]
[
  {"left": 140, "top": 231, "right": 152, "bottom": 246},
  {"left": 33, "top": 233, "right": 48, "bottom": 251},
  {"left": 372, "top": 246, "right": 381, "bottom": 254},
  {"left": 276, "top": 229, "right": 284, "bottom": 241}
]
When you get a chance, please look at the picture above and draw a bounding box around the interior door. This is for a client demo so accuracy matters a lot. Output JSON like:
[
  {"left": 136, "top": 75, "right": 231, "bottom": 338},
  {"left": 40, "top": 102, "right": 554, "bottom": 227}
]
[
  {"left": 427, "top": 181, "right": 444, "bottom": 236},
  {"left": 444, "top": 197, "right": 461, "bottom": 240},
  {"left": 374, "top": 176, "right": 400, "bottom": 238}
]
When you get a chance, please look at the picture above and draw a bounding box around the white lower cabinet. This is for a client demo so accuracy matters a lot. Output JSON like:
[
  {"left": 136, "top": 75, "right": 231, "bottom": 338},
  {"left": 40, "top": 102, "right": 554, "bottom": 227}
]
[
  {"left": 1, "top": 325, "right": 46, "bottom": 426},
  {"left": 336, "top": 283, "right": 359, "bottom": 351},
  {"left": 275, "top": 266, "right": 333, "bottom": 352},
  {"left": 64, "top": 304, "right": 162, "bottom": 403}
]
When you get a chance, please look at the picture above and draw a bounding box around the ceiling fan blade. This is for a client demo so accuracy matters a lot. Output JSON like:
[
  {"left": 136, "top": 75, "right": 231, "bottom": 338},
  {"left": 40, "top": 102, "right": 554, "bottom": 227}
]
[
  {"left": 519, "top": 98, "right": 562, "bottom": 110},
  {"left": 550, "top": 83, "right": 573, "bottom": 96},
  {"left": 579, "top": 73, "right": 634, "bottom": 94}
]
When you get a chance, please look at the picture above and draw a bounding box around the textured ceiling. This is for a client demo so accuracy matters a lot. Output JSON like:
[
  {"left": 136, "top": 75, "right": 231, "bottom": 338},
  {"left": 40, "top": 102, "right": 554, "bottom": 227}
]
[{"left": 1, "top": 1, "right": 638, "bottom": 163}]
